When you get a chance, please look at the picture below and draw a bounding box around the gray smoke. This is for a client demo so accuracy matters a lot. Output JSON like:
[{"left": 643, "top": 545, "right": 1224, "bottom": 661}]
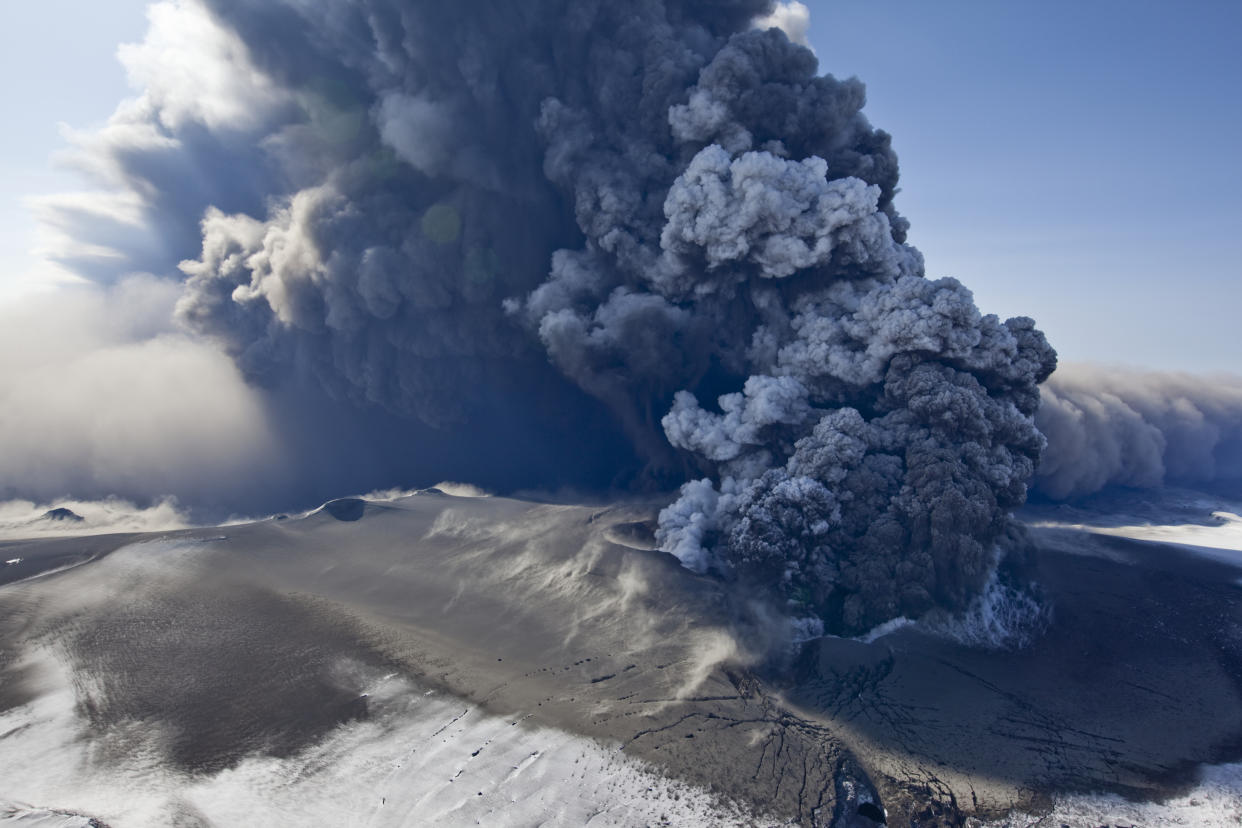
[
  {"left": 1035, "top": 366, "right": 1242, "bottom": 500},
  {"left": 24, "top": 0, "right": 1059, "bottom": 633},
  {"left": 0, "top": 277, "right": 289, "bottom": 511}
]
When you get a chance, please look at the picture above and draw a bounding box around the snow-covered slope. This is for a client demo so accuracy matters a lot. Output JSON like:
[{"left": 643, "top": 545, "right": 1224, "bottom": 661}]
[{"left": 2, "top": 487, "right": 1241, "bottom": 826}]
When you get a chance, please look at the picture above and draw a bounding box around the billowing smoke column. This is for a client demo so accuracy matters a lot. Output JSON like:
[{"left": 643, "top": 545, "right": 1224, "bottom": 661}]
[{"left": 42, "top": 0, "right": 1057, "bottom": 634}]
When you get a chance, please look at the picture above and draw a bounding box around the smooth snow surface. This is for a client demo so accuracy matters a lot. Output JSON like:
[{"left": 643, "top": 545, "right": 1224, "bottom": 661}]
[
  {"left": 1078, "top": 509, "right": 1242, "bottom": 560},
  {"left": 1029, "top": 489, "right": 1242, "bottom": 563},
  {"left": 989, "top": 761, "right": 1242, "bottom": 827}
]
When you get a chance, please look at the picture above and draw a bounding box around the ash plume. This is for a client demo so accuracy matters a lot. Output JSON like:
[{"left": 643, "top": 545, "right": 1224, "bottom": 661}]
[
  {"left": 1034, "top": 366, "right": 1242, "bottom": 500},
  {"left": 0, "top": 277, "right": 289, "bottom": 512},
  {"left": 22, "top": 0, "right": 1058, "bottom": 633}
]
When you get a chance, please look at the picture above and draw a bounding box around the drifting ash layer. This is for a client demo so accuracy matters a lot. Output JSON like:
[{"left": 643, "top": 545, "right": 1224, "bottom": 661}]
[{"left": 1, "top": 491, "right": 1241, "bottom": 826}]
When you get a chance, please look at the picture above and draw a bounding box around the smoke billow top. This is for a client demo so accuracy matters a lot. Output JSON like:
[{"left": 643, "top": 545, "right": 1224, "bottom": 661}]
[{"left": 13, "top": 0, "right": 1069, "bottom": 634}]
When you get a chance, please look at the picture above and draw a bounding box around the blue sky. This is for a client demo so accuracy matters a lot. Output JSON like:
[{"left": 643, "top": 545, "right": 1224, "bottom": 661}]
[
  {"left": 0, "top": 0, "right": 151, "bottom": 301},
  {"left": 0, "top": 0, "right": 1238, "bottom": 373},
  {"left": 805, "top": 1, "right": 1242, "bottom": 373}
]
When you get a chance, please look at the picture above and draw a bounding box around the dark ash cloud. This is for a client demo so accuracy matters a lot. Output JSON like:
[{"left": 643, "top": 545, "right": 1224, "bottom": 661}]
[
  {"left": 1034, "top": 366, "right": 1242, "bottom": 500},
  {"left": 17, "top": 0, "right": 1061, "bottom": 634}
]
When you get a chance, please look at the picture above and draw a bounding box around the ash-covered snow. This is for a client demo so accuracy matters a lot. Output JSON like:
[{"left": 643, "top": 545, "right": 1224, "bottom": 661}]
[
  {"left": 0, "top": 649, "right": 773, "bottom": 827},
  {"left": 988, "top": 762, "right": 1242, "bottom": 827}
]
